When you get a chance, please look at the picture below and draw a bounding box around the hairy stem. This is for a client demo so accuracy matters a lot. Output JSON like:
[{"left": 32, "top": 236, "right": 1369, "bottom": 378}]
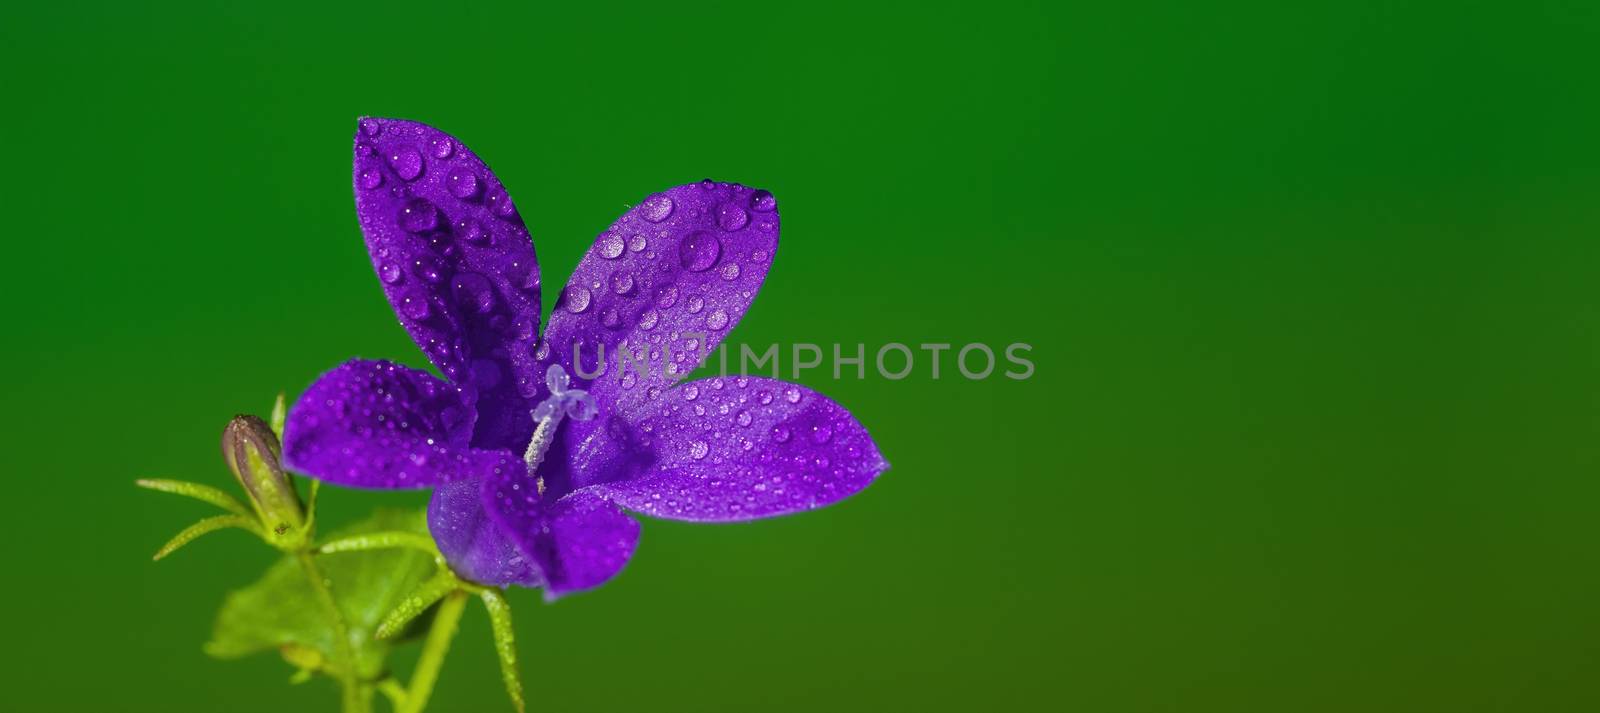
[
  {"left": 400, "top": 589, "right": 470, "bottom": 713},
  {"left": 296, "top": 551, "right": 367, "bottom": 713}
]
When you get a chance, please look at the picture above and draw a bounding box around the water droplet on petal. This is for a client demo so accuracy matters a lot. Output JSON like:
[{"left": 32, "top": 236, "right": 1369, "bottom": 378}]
[
  {"left": 611, "top": 271, "right": 635, "bottom": 295},
  {"left": 487, "top": 189, "right": 517, "bottom": 219},
  {"left": 601, "top": 307, "right": 622, "bottom": 329},
  {"left": 628, "top": 234, "right": 647, "bottom": 252},
  {"left": 689, "top": 440, "right": 709, "bottom": 460},
  {"left": 446, "top": 168, "right": 480, "bottom": 199},
  {"left": 750, "top": 189, "right": 776, "bottom": 212},
  {"left": 706, "top": 308, "right": 729, "bottom": 330},
  {"left": 513, "top": 316, "right": 535, "bottom": 340},
  {"left": 598, "top": 234, "right": 626, "bottom": 259},
  {"left": 638, "top": 309, "right": 660, "bottom": 330},
  {"left": 357, "top": 162, "right": 384, "bottom": 189},
  {"left": 686, "top": 295, "right": 704, "bottom": 314},
  {"left": 770, "top": 426, "right": 792, "bottom": 443},
  {"left": 401, "top": 294, "right": 431, "bottom": 320},
  {"left": 784, "top": 386, "right": 802, "bottom": 403},
  {"left": 431, "top": 136, "right": 455, "bottom": 159},
  {"left": 379, "top": 263, "right": 403, "bottom": 284},
  {"left": 656, "top": 286, "right": 679, "bottom": 309},
  {"left": 717, "top": 203, "right": 749, "bottom": 231},
  {"left": 720, "top": 263, "right": 741, "bottom": 281},
  {"left": 387, "top": 146, "right": 424, "bottom": 181},
  {"left": 413, "top": 256, "right": 445, "bottom": 283},
  {"left": 679, "top": 230, "right": 721, "bottom": 272},
  {"left": 451, "top": 272, "right": 496, "bottom": 314},
  {"left": 811, "top": 425, "right": 832, "bottom": 444},
  {"left": 359, "top": 118, "right": 382, "bottom": 136},
  {"left": 641, "top": 194, "right": 674, "bottom": 222},
  {"left": 399, "top": 198, "right": 439, "bottom": 233},
  {"left": 736, "top": 410, "right": 752, "bottom": 427},
  {"left": 757, "top": 390, "right": 773, "bottom": 405},
  {"left": 684, "top": 384, "right": 700, "bottom": 401},
  {"left": 564, "top": 285, "right": 592, "bottom": 313},
  {"left": 455, "top": 218, "right": 486, "bottom": 243}
]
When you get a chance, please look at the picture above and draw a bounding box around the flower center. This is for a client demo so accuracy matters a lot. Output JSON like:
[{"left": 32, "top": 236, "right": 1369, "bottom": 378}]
[{"left": 522, "top": 363, "right": 597, "bottom": 495}]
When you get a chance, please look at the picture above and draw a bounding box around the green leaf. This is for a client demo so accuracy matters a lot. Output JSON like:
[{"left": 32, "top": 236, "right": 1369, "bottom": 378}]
[
  {"left": 269, "top": 392, "right": 287, "bottom": 437},
  {"left": 153, "top": 515, "right": 263, "bottom": 560},
  {"left": 375, "top": 572, "right": 457, "bottom": 640},
  {"left": 136, "top": 478, "right": 252, "bottom": 517},
  {"left": 205, "top": 509, "right": 439, "bottom": 680},
  {"left": 479, "top": 589, "right": 526, "bottom": 713},
  {"left": 317, "top": 530, "right": 438, "bottom": 557}
]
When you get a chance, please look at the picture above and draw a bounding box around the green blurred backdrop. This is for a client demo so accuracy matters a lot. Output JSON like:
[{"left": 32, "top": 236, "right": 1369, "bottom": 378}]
[{"left": 3, "top": 1, "right": 1598, "bottom": 711}]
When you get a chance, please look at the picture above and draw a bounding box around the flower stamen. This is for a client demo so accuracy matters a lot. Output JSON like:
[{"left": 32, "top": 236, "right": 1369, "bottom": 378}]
[{"left": 523, "top": 363, "right": 597, "bottom": 495}]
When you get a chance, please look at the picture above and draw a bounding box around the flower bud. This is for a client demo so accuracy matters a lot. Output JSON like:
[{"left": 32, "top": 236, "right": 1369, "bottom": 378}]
[{"left": 222, "top": 414, "right": 305, "bottom": 534}]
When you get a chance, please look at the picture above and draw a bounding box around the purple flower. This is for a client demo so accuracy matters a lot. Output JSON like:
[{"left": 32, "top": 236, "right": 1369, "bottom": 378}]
[{"left": 284, "top": 118, "right": 888, "bottom": 598}]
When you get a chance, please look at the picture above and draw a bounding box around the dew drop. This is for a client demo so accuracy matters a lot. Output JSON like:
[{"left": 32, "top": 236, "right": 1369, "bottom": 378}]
[
  {"left": 689, "top": 440, "right": 710, "bottom": 460},
  {"left": 564, "top": 285, "right": 592, "bottom": 313},
  {"left": 357, "top": 162, "right": 384, "bottom": 189},
  {"left": 641, "top": 194, "right": 674, "bottom": 222},
  {"left": 638, "top": 309, "right": 660, "bottom": 330},
  {"left": 431, "top": 136, "right": 455, "bottom": 159},
  {"left": 379, "top": 263, "right": 403, "bottom": 284},
  {"left": 628, "top": 234, "right": 647, "bottom": 252},
  {"left": 683, "top": 384, "right": 700, "bottom": 401},
  {"left": 455, "top": 218, "right": 486, "bottom": 243},
  {"left": 413, "top": 256, "right": 445, "bottom": 283},
  {"left": 487, "top": 189, "right": 516, "bottom": 219},
  {"left": 399, "top": 198, "right": 439, "bottom": 233},
  {"left": 750, "top": 189, "right": 776, "bottom": 212},
  {"left": 716, "top": 203, "right": 750, "bottom": 231},
  {"left": 598, "top": 234, "right": 626, "bottom": 259},
  {"left": 784, "top": 386, "right": 802, "bottom": 403},
  {"left": 686, "top": 295, "right": 704, "bottom": 314},
  {"left": 611, "top": 271, "right": 635, "bottom": 295},
  {"left": 678, "top": 230, "right": 721, "bottom": 272},
  {"left": 387, "top": 146, "right": 424, "bottom": 181},
  {"left": 810, "top": 425, "right": 833, "bottom": 444},
  {"left": 770, "top": 426, "right": 792, "bottom": 443},
  {"left": 359, "top": 118, "right": 382, "bottom": 136},
  {"left": 656, "top": 286, "right": 679, "bottom": 309},
  {"left": 757, "top": 390, "right": 773, "bottom": 405},
  {"left": 451, "top": 272, "right": 496, "bottom": 314},
  {"left": 706, "top": 308, "right": 729, "bottom": 330},
  {"left": 446, "top": 168, "right": 480, "bottom": 199},
  {"left": 400, "top": 295, "right": 431, "bottom": 320},
  {"left": 720, "top": 263, "right": 741, "bottom": 281},
  {"left": 736, "top": 410, "right": 752, "bottom": 427}
]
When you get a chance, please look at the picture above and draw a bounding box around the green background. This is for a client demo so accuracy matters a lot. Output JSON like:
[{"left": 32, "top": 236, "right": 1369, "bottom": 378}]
[{"left": 3, "top": 1, "right": 1597, "bottom": 711}]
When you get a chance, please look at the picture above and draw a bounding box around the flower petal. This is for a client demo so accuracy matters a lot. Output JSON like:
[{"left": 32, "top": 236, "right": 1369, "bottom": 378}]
[
  {"left": 588, "top": 377, "right": 887, "bottom": 522},
  {"left": 538, "top": 181, "right": 779, "bottom": 419},
  {"left": 352, "top": 117, "right": 542, "bottom": 450},
  {"left": 283, "top": 359, "right": 499, "bottom": 489},
  {"left": 427, "top": 478, "right": 542, "bottom": 587},
  {"left": 481, "top": 467, "right": 641, "bottom": 598}
]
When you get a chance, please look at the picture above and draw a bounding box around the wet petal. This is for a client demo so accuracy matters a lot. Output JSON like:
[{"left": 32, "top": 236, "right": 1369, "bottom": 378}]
[
  {"left": 588, "top": 378, "right": 887, "bottom": 522},
  {"left": 481, "top": 468, "right": 640, "bottom": 598},
  {"left": 538, "top": 181, "right": 779, "bottom": 419},
  {"left": 352, "top": 117, "right": 542, "bottom": 450},
  {"left": 283, "top": 359, "right": 501, "bottom": 489},
  {"left": 427, "top": 478, "right": 542, "bottom": 587}
]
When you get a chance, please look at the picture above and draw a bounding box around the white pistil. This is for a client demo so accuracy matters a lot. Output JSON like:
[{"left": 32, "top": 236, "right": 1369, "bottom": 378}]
[{"left": 522, "top": 364, "right": 598, "bottom": 496}]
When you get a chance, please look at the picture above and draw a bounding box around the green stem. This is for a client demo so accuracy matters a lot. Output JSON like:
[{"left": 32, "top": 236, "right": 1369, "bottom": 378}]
[
  {"left": 400, "top": 589, "right": 470, "bottom": 713},
  {"left": 297, "top": 551, "right": 367, "bottom": 713}
]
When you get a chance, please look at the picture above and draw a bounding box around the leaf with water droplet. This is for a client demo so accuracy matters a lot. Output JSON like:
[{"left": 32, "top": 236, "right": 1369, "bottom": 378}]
[{"left": 205, "top": 509, "right": 439, "bottom": 680}]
